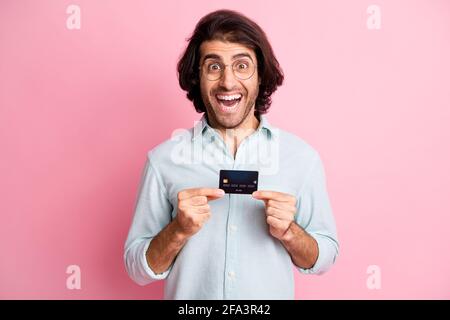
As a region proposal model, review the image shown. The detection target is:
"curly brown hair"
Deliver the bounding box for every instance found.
[177,9,284,115]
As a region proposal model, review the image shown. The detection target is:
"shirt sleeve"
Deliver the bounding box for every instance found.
[295,152,339,275]
[123,152,174,286]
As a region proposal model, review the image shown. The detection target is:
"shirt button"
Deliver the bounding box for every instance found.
[228,271,235,278]
[230,225,237,232]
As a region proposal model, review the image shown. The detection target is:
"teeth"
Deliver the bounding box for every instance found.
[216,94,242,101]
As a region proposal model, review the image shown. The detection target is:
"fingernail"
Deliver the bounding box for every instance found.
[217,189,225,195]
[252,191,258,197]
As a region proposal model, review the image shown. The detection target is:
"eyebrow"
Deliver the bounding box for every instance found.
[201,53,254,63]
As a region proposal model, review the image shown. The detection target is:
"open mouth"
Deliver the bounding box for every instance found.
[215,93,242,112]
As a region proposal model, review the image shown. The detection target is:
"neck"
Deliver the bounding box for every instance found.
[206,111,260,158]
[210,112,259,138]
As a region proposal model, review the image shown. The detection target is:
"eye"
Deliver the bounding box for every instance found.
[235,61,250,70]
[207,63,222,72]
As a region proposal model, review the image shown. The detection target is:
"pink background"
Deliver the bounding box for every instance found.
[1,0,449,299]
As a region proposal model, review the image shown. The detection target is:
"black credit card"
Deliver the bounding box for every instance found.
[219,170,259,194]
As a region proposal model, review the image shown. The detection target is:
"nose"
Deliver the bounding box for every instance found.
[218,65,238,90]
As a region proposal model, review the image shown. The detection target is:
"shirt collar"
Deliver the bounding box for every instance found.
[192,113,277,141]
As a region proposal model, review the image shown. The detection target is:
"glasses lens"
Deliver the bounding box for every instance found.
[203,61,222,81]
[232,59,255,80]
[202,60,256,81]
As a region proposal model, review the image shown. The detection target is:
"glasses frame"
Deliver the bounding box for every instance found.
[199,59,257,81]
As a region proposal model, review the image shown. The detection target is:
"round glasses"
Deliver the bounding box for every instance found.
[200,59,256,81]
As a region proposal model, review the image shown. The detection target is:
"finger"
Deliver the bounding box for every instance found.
[185,196,208,206]
[200,211,212,222]
[266,215,288,229]
[266,206,295,221]
[206,193,226,202]
[192,204,211,214]
[179,188,225,201]
[185,194,224,204]
[252,190,296,204]
[266,199,296,212]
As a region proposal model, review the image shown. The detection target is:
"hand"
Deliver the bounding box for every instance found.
[175,188,225,238]
[252,190,297,241]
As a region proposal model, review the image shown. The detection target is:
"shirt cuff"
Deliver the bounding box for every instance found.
[297,233,338,275]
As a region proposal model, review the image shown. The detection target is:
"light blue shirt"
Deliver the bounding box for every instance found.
[124,114,339,299]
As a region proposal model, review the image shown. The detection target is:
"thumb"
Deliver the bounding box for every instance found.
[207,190,225,201]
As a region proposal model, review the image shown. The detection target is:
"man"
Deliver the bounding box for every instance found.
[124,9,339,299]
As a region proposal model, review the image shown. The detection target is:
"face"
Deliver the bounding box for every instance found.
[199,40,260,130]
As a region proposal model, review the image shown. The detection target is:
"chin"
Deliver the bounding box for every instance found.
[213,115,241,128]
[221,120,242,129]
